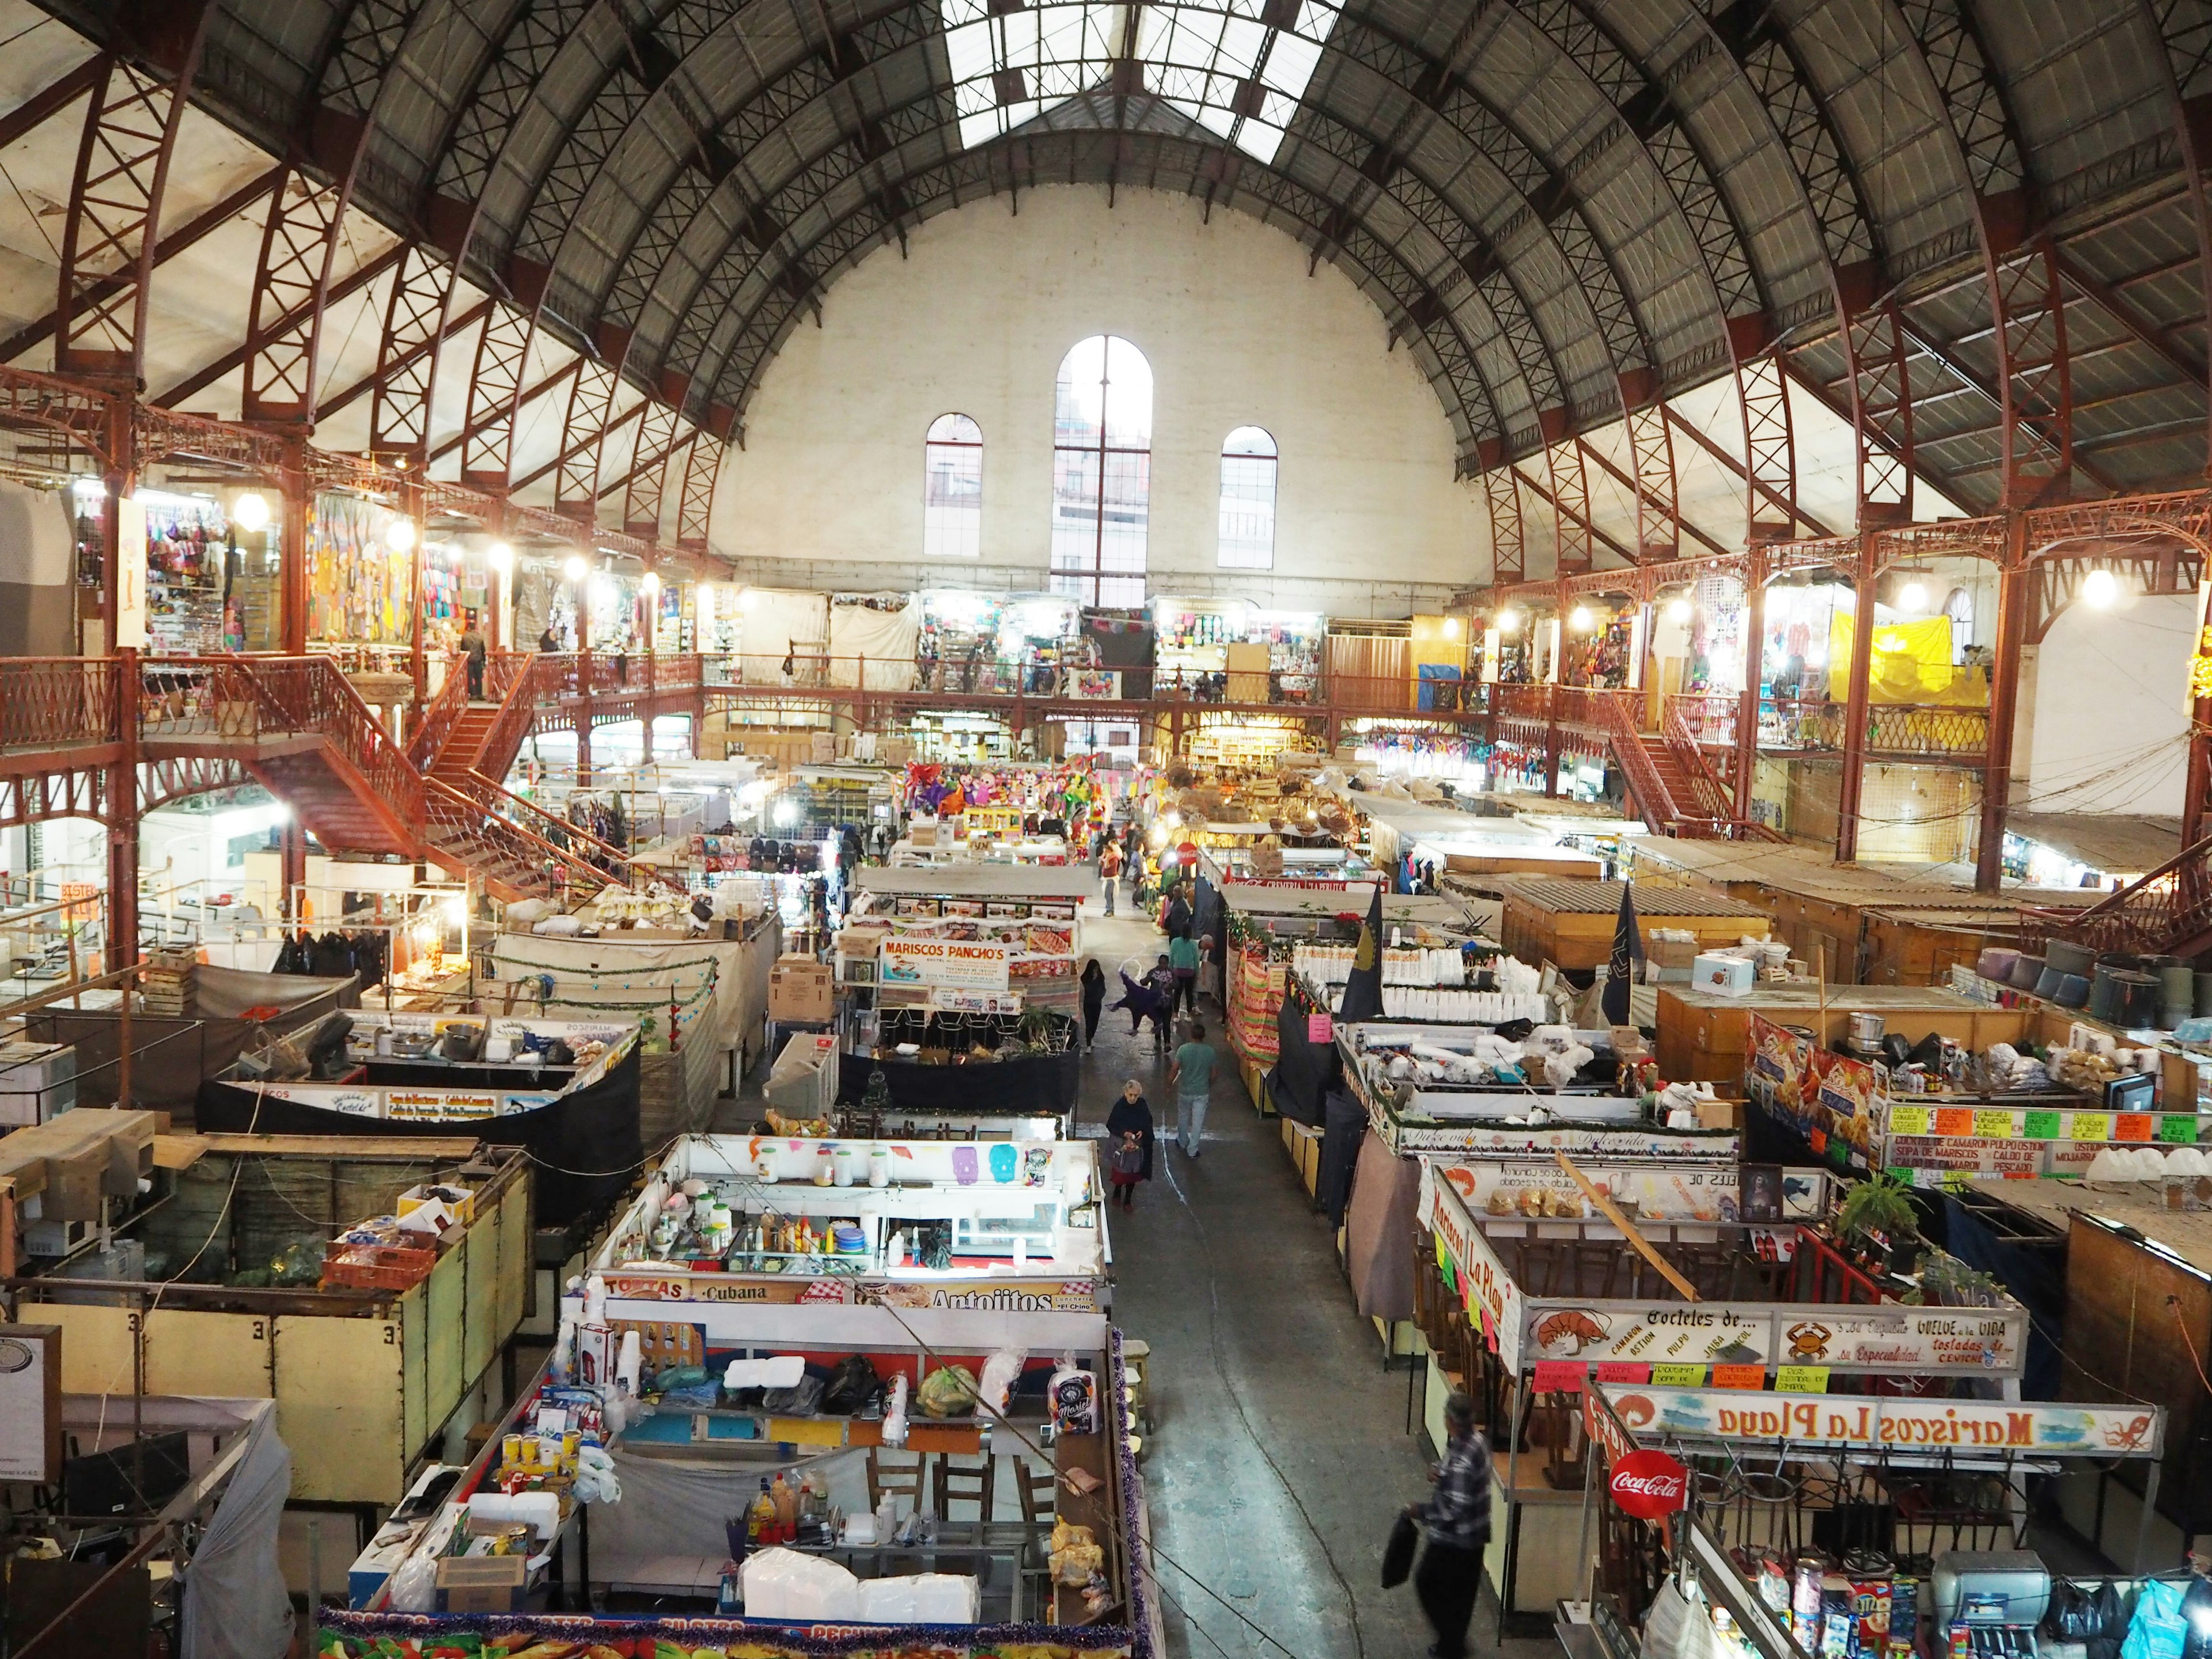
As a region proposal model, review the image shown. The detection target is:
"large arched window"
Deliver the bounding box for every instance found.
[923,414,983,558]
[1051,335,1152,607]
[1217,426,1278,569]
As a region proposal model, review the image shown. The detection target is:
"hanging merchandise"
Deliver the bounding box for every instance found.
[305,491,412,647]
[137,491,233,654]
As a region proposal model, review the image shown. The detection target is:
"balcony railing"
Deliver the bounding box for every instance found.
[0,657,120,751]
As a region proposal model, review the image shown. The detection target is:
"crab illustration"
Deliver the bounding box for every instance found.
[1785,1321,1833,1360]
[1535,1309,1610,1354]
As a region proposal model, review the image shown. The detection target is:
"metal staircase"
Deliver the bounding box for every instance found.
[1585,692,1782,841]
[2024,834,2212,959]
[142,656,661,903]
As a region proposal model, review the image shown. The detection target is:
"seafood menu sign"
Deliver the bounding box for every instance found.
[1591,1387,2162,1457]
[1517,1296,2024,1377]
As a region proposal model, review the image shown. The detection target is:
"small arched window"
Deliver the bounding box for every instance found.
[1217,425,1278,569]
[923,413,983,558]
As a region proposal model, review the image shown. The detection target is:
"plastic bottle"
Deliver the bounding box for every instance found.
[773,1473,798,1540]
[748,1478,777,1543]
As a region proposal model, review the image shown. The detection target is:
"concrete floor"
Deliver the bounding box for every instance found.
[1069,897,1554,1659]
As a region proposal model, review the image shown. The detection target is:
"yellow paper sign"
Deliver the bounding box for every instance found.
[2069,1113,2110,1142]
[1972,1109,2016,1139]
[1650,1363,1708,1387]
[1888,1105,1931,1138]
[1775,1365,1831,1394]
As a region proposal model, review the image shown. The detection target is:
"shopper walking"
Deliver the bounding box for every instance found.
[459,611,488,699]
[1168,930,1199,1016]
[1162,881,1192,941]
[1405,1391,1491,1659]
[1080,959,1107,1049]
[1099,839,1122,916]
[1104,1081,1153,1210]
[538,624,560,653]
[1167,1018,1217,1157]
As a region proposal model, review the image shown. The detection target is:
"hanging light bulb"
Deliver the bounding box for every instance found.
[231,492,270,532]
[1897,580,1928,614]
[385,516,417,554]
[564,554,588,584]
[2081,568,2119,609]
[487,540,512,574]
[1665,597,1692,625]
[1495,608,1519,634]
[1441,616,1461,638]
[641,570,661,597]
[1570,605,1594,631]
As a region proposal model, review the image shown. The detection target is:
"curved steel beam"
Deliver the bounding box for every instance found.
[2133,0,2212,482]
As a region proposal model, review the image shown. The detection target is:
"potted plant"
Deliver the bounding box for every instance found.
[1834,1172,1921,1275]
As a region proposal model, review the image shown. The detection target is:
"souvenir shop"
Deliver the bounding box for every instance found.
[123,486,283,654]
[305,489,419,666]
[324,1132,1149,1659]
[1152,597,1325,702]
[1560,595,1642,690]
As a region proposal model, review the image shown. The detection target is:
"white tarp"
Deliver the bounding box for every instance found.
[180,1406,294,1659]
[828,601,921,690]
[737,588,830,685]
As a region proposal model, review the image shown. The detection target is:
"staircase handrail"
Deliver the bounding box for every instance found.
[406,655,469,770]
[191,656,429,827]
[421,774,636,900]
[472,653,571,784]
[1587,693,1690,832]
[2023,831,2212,958]
[450,770,685,895]
[1660,700,1785,841]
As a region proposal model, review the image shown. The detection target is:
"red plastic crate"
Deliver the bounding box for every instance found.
[322,1241,435,1291]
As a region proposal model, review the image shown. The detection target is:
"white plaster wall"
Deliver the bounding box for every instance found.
[2026,592,2194,816]
[712,186,1487,613]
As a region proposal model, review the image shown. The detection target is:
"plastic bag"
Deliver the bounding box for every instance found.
[2122,1579,2187,1659]
[388,1554,438,1612]
[916,1363,980,1419]
[822,1354,883,1416]
[977,1348,1025,1416]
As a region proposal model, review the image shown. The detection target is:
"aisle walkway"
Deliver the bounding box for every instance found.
[1072,899,1546,1659]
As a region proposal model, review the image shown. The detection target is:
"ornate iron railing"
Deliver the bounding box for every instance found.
[0,657,121,751]
[2024,834,2212,959]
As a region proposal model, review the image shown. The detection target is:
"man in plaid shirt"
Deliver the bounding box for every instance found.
[1409,1391,1491,1658]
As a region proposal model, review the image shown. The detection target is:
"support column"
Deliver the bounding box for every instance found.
[280,821,306,922]
[1835,530,1880,863]
[1975,514,2031,893]
[281,439,309,656]
[1734,548,1768,821]
[406,478,427,706]
[576,566,593,787]
[1542,686,1562,798]
[643,571,658,762]
[2187,575,2212,849]
[104,645,139,974]
[99,396,132,656]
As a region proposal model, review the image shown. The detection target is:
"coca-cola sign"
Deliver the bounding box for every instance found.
[1608,1449,1689,1520]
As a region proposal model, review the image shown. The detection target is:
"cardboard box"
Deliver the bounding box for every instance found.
[43,1146,106,1224]
[1647,937,1700,971]
[1692,953,1756,997]
[436,1554,528,1613]
[398,1183,478,1227]
[769,956,834,1022]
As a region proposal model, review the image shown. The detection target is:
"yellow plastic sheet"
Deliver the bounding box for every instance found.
[1827,612,1988,706]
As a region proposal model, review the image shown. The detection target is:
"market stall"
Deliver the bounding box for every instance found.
[323,1132,1145,1654]
[850,862,1091,1012]
[195,1012,644,1224]
[1423,1174,2041,1624]
[1153,597,1324,703]
[1494,876,1776,972]
[12,1135,532,1509]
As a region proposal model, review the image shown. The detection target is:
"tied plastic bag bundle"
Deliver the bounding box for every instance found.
[388,1554,438,1613]
[573,1444,620,1505]
[916,1363,980,1419]
[857,1574,981,1624]
[977,1348,1025,1416]
[2120,1577,2188,1659]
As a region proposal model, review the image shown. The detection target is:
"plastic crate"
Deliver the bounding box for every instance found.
[322,1241,435,1291]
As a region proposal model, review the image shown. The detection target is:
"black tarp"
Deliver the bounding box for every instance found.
[29,968,356,1117]
[1084,611,1154,698]
[1938,1192,2066,1402]
[837,1041,1080,1117]
[1270,977,1338,1126]
[1317,1089,1365,1224]
[194,1046,643,1225]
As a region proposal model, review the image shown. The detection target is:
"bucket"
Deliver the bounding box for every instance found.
[1977,948,2018,983]
[2046,938,2096,978]
[2089,965,2121,1022]
[2111,969,2161,1029]
[2054,974,2091,1009]
[2009,955,2046,990]
[2034,964,2069,1001]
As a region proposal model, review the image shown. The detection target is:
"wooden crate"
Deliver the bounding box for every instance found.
[1655,983,2033,1082]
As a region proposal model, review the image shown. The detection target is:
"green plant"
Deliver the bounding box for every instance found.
[1835,1172,1918,1246]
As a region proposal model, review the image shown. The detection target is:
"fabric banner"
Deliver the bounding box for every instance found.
[737,588,831,684]
[828,600,921,690]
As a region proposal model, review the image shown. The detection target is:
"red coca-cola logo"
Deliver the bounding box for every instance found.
[1609,1449,1689,1520]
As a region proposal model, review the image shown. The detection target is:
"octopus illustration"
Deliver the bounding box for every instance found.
[1534,1309,1610,1354]
[2102,1414,2155,1452]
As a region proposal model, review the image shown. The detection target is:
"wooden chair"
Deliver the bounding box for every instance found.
[866,1448,929,1517]
[933,1454,997,1522]
[1010,1456,1060,1529]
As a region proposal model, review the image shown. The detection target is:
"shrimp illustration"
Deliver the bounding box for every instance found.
[1534,1309,1610,1354]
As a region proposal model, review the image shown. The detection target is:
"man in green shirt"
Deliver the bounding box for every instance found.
[1168,1019,1218,1158]
[1168,931,1200,1017]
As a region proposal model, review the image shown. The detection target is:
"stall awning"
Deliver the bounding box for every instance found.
[856,865,1097,901]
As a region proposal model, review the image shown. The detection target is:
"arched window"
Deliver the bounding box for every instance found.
[1217,426,1278,569]
[1050,335,1152,607]
[923,413,983,558]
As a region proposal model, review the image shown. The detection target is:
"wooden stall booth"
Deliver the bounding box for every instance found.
[1493,876,1774,972]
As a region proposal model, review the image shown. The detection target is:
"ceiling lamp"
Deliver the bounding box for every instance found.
[231,492,270,532]
[385,517,417,554]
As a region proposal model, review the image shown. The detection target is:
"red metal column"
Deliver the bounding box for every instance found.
[576,566,593,788]
[105,645,139,974]
[1734,549,1768,820]
[281,437,308,655]
[1975,516,2032,893]
[1835,530,1879,863]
